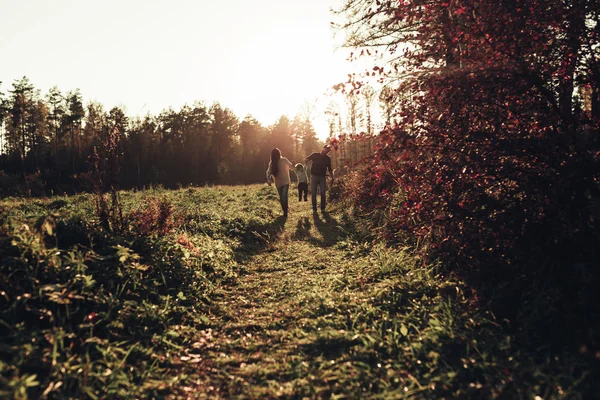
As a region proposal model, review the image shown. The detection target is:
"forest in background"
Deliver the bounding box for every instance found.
[0,77,317,195]
[0,76,392,197]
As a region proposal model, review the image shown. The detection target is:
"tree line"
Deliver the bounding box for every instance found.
[0,77,331,196]
[0,76,405,196]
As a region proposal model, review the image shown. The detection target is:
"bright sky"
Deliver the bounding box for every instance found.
[0,0,359,140]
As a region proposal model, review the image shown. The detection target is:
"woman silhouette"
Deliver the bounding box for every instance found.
[266,148,295,217]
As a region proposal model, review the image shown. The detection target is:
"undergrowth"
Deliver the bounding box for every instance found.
[0,185,281,399]
[1,184,597,399]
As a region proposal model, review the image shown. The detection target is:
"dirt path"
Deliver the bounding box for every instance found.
[183,199,372,399]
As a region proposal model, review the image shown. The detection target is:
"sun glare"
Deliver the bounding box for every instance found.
[220,17,351,140]
[1,0,356,142]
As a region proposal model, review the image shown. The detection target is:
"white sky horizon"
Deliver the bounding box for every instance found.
[0,0,379,140]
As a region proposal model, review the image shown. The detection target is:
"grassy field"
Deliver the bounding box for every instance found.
[0,184,596,399]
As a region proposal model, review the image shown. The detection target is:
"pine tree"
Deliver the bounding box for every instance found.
[8,77,35,172]
[46,86,65,161]
[66,90,85,173]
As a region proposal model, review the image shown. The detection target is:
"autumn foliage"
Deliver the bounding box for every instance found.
[338,0,600,268]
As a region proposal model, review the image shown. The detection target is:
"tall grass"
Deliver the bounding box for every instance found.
[0,185,279,399]
[1,184,597,398]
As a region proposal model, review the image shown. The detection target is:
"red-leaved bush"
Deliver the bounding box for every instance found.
[336,0,600,269]
[347,71,599,268]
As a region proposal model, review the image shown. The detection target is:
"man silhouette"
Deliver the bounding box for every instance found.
[305,145,334,212]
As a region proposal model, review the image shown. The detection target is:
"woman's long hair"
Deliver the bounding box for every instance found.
[271,148,281,177]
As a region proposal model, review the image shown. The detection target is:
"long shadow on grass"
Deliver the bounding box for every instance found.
[293,217,312,240]
[290,210,355,248]
[289,211,345,247]
[309,210,347,247]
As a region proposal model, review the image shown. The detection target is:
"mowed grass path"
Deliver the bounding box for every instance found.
[186,199,377,398]
[1,184,592,398]
[177,187,595,400]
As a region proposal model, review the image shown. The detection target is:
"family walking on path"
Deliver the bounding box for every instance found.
[266,145,334,217]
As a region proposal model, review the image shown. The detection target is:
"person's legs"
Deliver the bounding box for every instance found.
[277,184,288,216]
[319,177,327,210]
[277,185,284,207]
[310,177,318,210]
[281,184,289,216]
[298,183,307,201]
